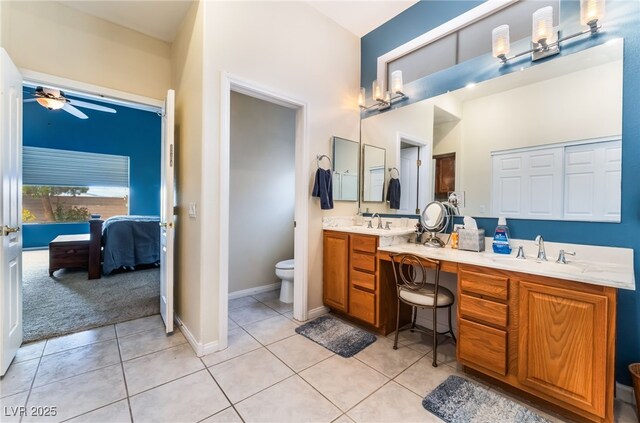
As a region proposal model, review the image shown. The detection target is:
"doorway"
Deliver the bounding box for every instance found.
[395,133,432,215]
[218,74,308,351]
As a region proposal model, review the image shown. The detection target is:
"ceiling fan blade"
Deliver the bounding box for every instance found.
[62,104,88,119]
[68,99,116,113]
[24,98,38,103]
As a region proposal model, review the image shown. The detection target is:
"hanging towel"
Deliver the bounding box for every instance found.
[387,177,401,209]
[312,168,334,210]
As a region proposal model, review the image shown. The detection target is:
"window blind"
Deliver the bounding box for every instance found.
[23,146,130,188]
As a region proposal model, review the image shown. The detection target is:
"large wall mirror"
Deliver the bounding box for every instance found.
[360,39,623,222]
[332,136,359,201]
[362,144,386,202]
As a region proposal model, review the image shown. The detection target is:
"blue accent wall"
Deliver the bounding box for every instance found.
[361,0,640,386]
[23,94,161,248]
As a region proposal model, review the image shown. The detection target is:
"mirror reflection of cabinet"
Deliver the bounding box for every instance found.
[362,144,386,202]
[332,137,359,202]
[434,153,455,202]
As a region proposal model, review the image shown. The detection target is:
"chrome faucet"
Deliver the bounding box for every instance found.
[371,213,383,229]
[535,235,547,261]
[556,249,576,264]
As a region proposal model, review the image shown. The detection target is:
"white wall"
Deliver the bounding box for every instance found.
[460,60,623,216]
[0,1,171,100]
[195,1,360,344]
[229,91,295,293]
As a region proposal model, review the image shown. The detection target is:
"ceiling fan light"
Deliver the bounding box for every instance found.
[36,97,65,110]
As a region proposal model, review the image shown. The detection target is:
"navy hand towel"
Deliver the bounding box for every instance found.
[312,168,334,210]
[387,177,401,209]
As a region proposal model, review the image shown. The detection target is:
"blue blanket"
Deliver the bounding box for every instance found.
[102,215,161,275]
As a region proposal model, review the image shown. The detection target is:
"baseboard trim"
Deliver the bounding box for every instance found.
[228,282,281,300]
[306,306,329,320]
[617,382,637,406]
[174,314,218,357]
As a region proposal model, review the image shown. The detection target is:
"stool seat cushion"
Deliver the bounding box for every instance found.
[399,284,454,307]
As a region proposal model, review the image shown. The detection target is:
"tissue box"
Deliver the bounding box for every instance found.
[458,228,485,252]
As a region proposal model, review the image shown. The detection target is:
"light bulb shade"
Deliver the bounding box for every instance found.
[358,87,366,107]
[384,91,391,103]
[532,6,555,45]
[391,70,403,94]
[580,0,604,26]
[372,80,383,101]
[492,25,510,58]
[36,97,65,110]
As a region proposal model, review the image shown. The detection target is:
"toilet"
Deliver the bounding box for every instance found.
[275,259,295,303]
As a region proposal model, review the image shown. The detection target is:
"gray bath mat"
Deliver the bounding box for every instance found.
[295,315,376,357]
[423,375,551,423]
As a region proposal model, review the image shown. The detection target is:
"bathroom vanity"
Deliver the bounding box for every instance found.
[322,224,634,423]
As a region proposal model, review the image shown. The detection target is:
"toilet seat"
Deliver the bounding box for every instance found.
[276,259,294,270]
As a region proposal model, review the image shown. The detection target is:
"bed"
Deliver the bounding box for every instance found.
[89,215,161,275]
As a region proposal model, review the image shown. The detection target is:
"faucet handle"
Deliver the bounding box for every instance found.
[385,222,392,230]
[556,249,576,264]
[516,245,526,259]
[367,220,373,229]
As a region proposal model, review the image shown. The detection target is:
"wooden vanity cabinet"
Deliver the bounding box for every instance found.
[457,264,616,423]
[323,230,404,333]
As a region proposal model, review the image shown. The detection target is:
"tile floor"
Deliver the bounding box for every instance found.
[1,289,638,423]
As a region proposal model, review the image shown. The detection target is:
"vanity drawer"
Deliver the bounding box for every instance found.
[351,235,377,254]
[460,269,508,301]
[351,251,376,273]
[349,286,376,325]
[460,294,508,328]
[459,318,507,376]
[351,269,376,291]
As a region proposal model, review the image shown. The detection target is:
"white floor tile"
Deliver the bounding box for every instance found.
[427,341,457,367]
[332,415,355,423]
[14,341,45,364]
[395,355,459,396]
[43,325,116,356]
[123,343,204,395]
[300,355,388,412]
[118,326,187,361]
[201,328,261,367]
[0,391,28,423]
[347,381,439,423]
[65,399,131,423]
[201,406,243,423]
[235,375,341,423]
[267,334,333,372]
[209,348,293,404]
[115,315,164,337]
[261,298,293,313]
[615,399,638,423]
[229,296,259,310]
[24,364,127,422]
[228,303,279,327]
[243,315,298,345]
[129,370,229,423]
[389,329,435,354]
[251,290,279,303]
[0,359,39,398]
[228,318,240,331]
[34,340,121,387]
[354,336,425,378]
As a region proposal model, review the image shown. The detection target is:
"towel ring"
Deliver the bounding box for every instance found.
[317,154,332,170]
[388,167,399,178]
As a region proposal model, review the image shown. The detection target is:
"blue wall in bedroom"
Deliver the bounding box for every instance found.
[361,0,640,386]
[22,94,161,249]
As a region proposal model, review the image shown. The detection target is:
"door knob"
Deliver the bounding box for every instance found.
[1,226,20,236]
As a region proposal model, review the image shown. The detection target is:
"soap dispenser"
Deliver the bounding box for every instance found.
[492,217,512,254]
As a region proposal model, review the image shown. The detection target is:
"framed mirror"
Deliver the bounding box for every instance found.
[332,136,359,201]
[360,39,623,222]
[362,144,386,202]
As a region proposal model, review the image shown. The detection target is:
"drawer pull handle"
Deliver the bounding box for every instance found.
[66,249,76,254]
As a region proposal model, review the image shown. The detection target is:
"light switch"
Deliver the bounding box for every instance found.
[188,202,197,218]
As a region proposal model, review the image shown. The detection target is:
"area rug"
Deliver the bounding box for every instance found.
[23,250,160,343]
[295,315,376,357]
[423,375,551,423]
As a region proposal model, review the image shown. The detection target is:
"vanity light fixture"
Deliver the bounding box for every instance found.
[359,70,408,111]
[492,0,604,64]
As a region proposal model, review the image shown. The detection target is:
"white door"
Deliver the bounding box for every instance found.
[398,146,418,214]
[160,89,175,333]
[0,49,23,375]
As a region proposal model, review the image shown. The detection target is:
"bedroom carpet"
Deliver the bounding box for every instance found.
[22,250,160,343]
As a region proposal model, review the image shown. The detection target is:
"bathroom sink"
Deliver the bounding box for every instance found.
[342,226,415,236]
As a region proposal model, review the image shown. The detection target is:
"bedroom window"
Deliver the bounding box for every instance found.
[22,147,130,224]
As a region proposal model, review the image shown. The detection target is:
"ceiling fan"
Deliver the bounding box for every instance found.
[24,86,117,119]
